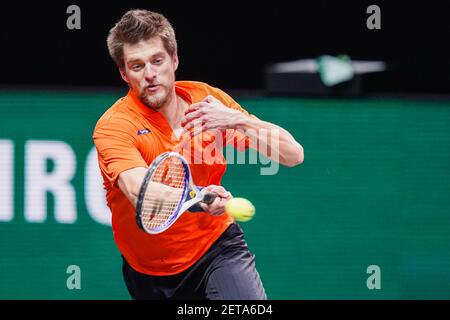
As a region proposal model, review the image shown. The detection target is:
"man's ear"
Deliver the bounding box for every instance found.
[173,53,179,71]
[119,68,129,84]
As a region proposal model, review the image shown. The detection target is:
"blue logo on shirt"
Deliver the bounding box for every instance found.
[137,128,151,135]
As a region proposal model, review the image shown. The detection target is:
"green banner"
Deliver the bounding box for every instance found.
[1,91,450,299]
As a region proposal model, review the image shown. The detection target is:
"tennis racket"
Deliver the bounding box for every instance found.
[135,151,218,234]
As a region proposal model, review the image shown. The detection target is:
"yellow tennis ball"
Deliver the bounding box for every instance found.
[225,197,255,222]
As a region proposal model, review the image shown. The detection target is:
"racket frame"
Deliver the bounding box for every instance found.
[135,152,205,234]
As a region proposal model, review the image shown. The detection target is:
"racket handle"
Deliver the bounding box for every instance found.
[202,193,218,204]
[188,192,218,212]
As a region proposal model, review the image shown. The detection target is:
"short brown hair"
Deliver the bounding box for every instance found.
[107,9,177,68]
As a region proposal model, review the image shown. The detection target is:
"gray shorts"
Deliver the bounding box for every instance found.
[122,223,267,300]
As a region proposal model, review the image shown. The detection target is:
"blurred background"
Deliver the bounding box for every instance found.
[1,0,450,299]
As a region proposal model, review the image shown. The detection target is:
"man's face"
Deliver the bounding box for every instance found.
[120,36,178,109]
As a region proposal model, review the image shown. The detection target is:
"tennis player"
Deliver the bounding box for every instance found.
[93,9,304,300]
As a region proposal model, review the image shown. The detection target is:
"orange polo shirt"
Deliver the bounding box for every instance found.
[93,81,254,276]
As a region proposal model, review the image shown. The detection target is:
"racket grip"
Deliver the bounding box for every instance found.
[188,192,218,212]
[202,193,218,204]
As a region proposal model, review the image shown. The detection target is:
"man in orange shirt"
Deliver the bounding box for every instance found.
[93,9,303,300]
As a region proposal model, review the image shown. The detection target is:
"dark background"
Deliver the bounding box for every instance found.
[0,1,449,93]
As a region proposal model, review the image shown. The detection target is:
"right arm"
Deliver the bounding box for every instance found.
[93,117,149,208]
[117,167,148,208]
[117,167,232,214]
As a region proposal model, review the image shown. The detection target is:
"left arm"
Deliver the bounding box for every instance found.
[236,117,304,167]
[181,95,304,167]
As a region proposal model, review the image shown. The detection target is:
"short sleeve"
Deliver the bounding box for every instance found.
[93,117,148,188]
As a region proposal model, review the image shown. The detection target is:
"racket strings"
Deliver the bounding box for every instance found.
[141,156,187,230]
